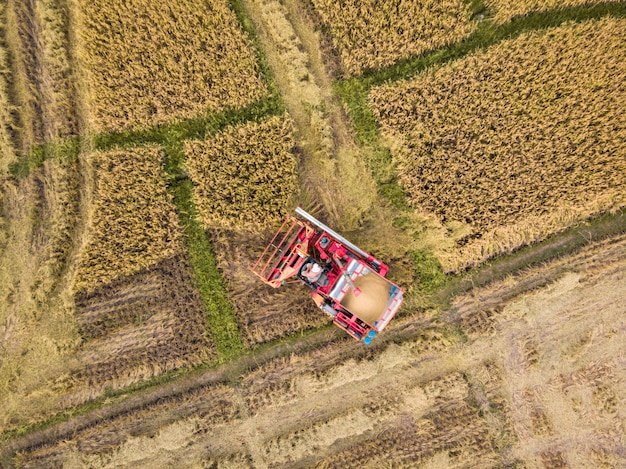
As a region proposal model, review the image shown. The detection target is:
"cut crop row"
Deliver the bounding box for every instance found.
[185,115,298,233]
[0,3,16,171]
[210,229,326,347]
[68,256,216,401]
[1,0,77,158]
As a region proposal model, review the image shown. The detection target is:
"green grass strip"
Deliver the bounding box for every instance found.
[166,140,245,362]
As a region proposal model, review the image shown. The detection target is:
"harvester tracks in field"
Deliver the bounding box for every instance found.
[3,230,626,466]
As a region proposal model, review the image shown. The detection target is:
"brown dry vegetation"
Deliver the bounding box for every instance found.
[77,0,267,133]
[370,17,626,272]
[0,4,17,172]
[2,0,626,466]
[64,255,215,407]
[73,145,182,293]
[2,0,77,155]
[309,0,476,76]
[11,234,624,467]
[185,115,298,232]
[486,0,619,24]
[0,162,81,432]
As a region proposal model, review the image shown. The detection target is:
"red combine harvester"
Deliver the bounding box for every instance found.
[251,207,404,343]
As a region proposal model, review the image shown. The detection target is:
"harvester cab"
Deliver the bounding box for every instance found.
[251,207,404,343]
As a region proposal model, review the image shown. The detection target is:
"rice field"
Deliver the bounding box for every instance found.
[73,146,182,293]
[77,0,267,133]
[485,0,619,24]
[369,17,626,272]
[2,0,625,466]
[185,115,298,232]
[309,0,476,76]
[9,234,625,467]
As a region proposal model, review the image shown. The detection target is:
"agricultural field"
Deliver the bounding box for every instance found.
[308,0,476,76]
[485,0,620,24]
[185,115,298,233]
[77,0,267,133]
[73,146,183,293]
[0,0,76,160]
[369,17,626,272]
[6,233,625,467]
[185,115,329,346]
[1,0,626,467]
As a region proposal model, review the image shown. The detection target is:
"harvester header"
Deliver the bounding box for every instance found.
[251,207,404,342]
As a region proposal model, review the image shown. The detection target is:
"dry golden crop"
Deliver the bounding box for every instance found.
[3,0,77,153]
[74,146,182,293]
[0,51,15,171]
[485,0,615,24]
[310,0,476,76]
[35,0,78,139]
[77,0,267,133]
[0,4,16,171]
[185,115,298,231]
[369,17,626,272]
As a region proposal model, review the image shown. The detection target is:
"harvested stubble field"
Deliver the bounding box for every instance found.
[369,17,626,272]
[2,0,626,467]
[210,228,327,347]
[77,0,267,133]
[66,254,215,407]
[8,235,625,467]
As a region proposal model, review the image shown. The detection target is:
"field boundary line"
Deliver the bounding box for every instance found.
[165,140,244,362]
[433,209,626,307]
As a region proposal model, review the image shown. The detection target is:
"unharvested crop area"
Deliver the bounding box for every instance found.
[77,0,267,132]
[1,0,625,467]
[309,0,476,76]
[486,0,618,24]
[185,115,298,232]
[370,17,626,272]
[73,146,182,293]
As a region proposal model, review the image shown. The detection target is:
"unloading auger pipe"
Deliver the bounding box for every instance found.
[295,207,371,260]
